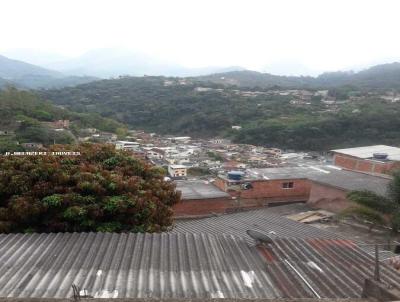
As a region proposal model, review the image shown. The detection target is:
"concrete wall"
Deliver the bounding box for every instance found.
[333,153,400,174]
[308,182,352,213]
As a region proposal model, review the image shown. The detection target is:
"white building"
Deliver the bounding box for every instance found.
[115,141,140,151]
[167,136,191,143]
[168,165,187,178]
[145,149,164,159]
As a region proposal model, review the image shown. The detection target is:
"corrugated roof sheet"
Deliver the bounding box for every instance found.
[173,208,340,243]
[261,238,400,298]
[173,208,395,260]
[0,232,279,299]
[0,232,399,299]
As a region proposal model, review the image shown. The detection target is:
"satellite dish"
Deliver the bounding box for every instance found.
[246,230,274,245]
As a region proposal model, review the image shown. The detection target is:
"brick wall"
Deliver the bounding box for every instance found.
[214,177,311,202]
[213,177,227,192]
[333,153,399,174]
[308,181,354,213]
[173,178,311,217]
[175,178,360,217]
[238,179,311,201]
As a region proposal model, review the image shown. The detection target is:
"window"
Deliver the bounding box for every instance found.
[282,182,294,189]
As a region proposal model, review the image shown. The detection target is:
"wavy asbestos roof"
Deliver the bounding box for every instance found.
[173,208,340,243]
[0,232,399,299]
[0,232,279,299]
[172,208,395,260]
[260,237,400,298]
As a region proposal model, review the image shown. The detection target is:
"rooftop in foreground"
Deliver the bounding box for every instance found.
[173,206,396,259]
[1,232,399,299]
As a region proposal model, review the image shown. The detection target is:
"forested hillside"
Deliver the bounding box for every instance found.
[40,75,400,151]
[198,62,400,90]
[0,88,125,152]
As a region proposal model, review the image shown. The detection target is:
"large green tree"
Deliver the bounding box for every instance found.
[0,144,180,233]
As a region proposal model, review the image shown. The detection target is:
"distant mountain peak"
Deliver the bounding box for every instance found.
[0,54,98,89]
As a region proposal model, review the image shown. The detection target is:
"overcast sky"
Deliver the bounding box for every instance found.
[1,0,400,73]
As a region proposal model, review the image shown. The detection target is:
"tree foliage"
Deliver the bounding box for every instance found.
[0,144,180,233]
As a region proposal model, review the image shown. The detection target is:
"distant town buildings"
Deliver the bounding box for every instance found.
[115,140,140,151]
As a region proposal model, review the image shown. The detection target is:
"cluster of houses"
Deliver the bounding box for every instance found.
[173,144,400,217]
[112,132,400,231]
[113,130,285,179]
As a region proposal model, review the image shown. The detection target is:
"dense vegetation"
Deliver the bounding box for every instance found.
[0,88,125,152]
[234,101,400,150]
[0,144,180,233]
[41,75,400,150]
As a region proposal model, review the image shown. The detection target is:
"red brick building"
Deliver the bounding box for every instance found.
[173,177,310,217]
[173,165,392,217]
[213,176,311,205]
[332,145,400,174]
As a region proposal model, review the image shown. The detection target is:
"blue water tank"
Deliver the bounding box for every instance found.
[373,153,388,160]
[228,171,245,180]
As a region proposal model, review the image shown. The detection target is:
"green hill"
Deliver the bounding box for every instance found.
[39,74,400,151]
[0,88,125,153]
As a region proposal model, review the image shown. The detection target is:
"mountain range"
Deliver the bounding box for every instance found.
[3,49,400,90]
[0,55,97,89]
[197,62,400,89]
[43,49,245,78]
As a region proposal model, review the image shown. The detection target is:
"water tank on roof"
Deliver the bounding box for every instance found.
[228,171,244,180]
[373,152,388,160]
